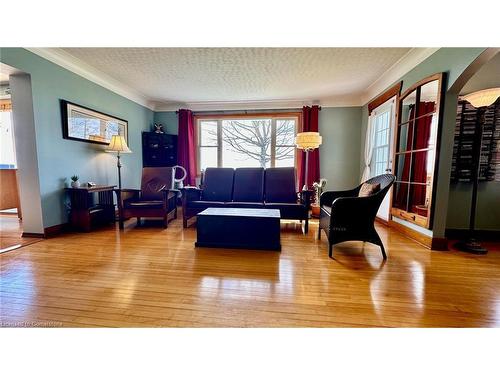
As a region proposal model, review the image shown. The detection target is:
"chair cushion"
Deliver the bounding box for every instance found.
[141,167,175,200]
[125,200,164,209]
[265,167,297,203]
[201,168,235,202]
[225,201,265,209]
[358,182,381,197]
[264,202,306,219]
[188,200,226,209]
[232,168,264,202]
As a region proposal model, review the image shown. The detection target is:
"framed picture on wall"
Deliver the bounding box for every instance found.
[60,100,128,145]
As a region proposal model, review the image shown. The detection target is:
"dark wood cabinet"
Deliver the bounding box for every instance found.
[142,132,178,167]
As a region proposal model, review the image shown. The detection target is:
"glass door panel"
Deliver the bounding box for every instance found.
[392,182,409,211]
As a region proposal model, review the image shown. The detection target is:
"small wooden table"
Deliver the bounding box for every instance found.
[66,185,116,232]
[195,208,281,251]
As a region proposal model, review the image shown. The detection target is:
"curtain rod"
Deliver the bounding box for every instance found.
[175,106,321,114]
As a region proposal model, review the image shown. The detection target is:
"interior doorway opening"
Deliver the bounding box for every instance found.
[0,63,44,252]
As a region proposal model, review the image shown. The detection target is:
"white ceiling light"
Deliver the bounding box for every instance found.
[462,87,500,108]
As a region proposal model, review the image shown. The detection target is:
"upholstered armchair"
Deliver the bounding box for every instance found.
[115,167,179,229]
[318,174,395,259]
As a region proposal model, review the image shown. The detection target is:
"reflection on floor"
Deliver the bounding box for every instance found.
[0,214,43,253]
[0,216,499,327]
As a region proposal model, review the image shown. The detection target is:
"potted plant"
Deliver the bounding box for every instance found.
[70,175,80,188]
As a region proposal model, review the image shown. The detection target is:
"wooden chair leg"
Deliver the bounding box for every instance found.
[328,242,334,259]
[163,215,169,228]
[136,217,141,226]
[317,227,321,240]
[304,218,309,234]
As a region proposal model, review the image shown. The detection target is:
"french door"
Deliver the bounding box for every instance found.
[370,98,396,221]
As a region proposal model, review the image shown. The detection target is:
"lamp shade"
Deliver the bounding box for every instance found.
[462,87,500,108]
[295,132,322,150]
[106,134,131,153]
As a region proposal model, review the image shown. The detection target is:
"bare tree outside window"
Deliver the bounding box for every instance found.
[203,119,295,168]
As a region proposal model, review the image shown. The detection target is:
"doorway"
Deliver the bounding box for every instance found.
[369,97,396,221]
[0,63,45,252]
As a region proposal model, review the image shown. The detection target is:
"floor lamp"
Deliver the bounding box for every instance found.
[295,131,322,190]
[455,87,500,255]
[106,133,132,190]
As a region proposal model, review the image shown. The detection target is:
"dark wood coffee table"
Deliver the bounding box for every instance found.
[195,208,281,251]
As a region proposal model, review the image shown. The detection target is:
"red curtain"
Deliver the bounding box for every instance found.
[297,105,320,189]
[177,109,197,186]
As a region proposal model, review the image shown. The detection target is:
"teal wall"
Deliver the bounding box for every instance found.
[0,48,154,228]
[319,107,362,190]
[154,111,178,135]
[155,108,362,191]
[359,48,487,237]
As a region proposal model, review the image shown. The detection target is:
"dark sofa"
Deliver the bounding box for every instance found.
[182,167,312,233]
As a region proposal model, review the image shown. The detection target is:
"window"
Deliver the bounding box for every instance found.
[0,102,16,169]
[370,104,393,177]
[196,114,299,172]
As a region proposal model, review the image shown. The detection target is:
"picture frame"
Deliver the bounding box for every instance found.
[61,100,128,145]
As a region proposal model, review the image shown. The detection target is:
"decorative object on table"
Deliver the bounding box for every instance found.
[65,184,116,232]
[454,87,500,255]
[106,131,132,190]
[295,131,322,190]
[173,165,187,189]
[318,174,395,260]
[182,167,312,233]
[311,178,327,218]
[87,181,96,187]
[142,132,178,167]
[60,100,128,145]
[154,123,165,133]
[114,167,179,229]
[70,175,80,188]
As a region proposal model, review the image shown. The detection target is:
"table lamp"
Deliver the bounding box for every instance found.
[106,133,132,190]
[295,131,322,190]
[456,87,500,254]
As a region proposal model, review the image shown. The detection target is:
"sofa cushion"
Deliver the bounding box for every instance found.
[201,168,235,202]
[264,202,307,219]
[232,168,265,202]
[225,201,265,209]
[188,200,226,209]
[265,167,297,203]
[358,182,381,197]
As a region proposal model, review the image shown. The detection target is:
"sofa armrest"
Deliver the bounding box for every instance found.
[320,188,359,207]
[181,187,202,206]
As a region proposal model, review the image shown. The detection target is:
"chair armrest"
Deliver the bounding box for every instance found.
[114,188,140,208]
[320,188,359,207]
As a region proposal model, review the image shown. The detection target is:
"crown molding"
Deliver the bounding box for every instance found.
[360,48,440,105]
[25,48,156,110]
[25,47,440,112]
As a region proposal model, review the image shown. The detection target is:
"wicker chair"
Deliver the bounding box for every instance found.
[318,174,395,259]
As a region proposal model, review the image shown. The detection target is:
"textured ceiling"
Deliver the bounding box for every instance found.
[61,48,411,105]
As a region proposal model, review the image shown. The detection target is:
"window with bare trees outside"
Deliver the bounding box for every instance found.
[196,114,299,172]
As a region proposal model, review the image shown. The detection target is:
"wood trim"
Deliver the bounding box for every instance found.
[22,232,45,238]
[194,111,302,121]
[375,216,389,226]
[368,81,402,115]
[445,228,500,241]
[399,73,444,100]
[44,223,69,238]
[389,219,448,250]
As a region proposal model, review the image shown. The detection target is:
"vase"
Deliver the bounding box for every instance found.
[71,180,80,188]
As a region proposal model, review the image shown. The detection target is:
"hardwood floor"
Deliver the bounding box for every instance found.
[0,214,43,253]
[1,216,499,327]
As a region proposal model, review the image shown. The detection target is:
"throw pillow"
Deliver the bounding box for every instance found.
[358,182,381,197]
